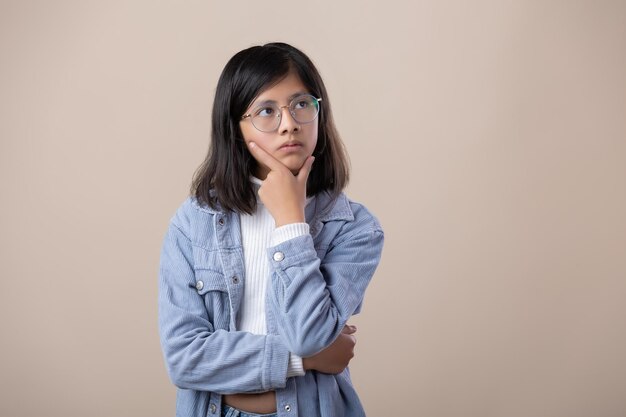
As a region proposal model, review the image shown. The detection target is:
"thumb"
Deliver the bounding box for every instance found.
[297,156,315,183]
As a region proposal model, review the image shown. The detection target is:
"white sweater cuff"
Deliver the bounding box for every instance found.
[287,353,305,377]
[271,223,310,247]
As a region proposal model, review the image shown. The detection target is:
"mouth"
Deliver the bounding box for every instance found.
[278,140,303,150]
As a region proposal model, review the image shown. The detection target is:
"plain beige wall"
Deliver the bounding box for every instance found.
[1,1,625,416]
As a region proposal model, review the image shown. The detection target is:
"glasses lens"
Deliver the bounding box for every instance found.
[251,105,281,132]
[290,95,320,124]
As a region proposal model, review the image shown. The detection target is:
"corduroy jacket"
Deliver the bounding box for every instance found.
[158,190,384,417]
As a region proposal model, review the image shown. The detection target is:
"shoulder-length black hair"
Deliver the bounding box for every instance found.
[191,42,350,214]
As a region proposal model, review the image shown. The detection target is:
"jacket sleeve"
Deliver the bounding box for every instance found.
[158,220,290,394]
[266,207,384,357]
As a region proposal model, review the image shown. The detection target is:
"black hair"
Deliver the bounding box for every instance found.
[191,42,350,214]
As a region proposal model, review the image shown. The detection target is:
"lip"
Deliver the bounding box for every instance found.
[278,140,303,150]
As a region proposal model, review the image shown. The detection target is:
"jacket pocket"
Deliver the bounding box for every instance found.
[193,269,231,331]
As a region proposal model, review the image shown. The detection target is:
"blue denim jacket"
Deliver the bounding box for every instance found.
[158,190,384,417]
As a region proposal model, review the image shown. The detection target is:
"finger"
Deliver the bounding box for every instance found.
[296,155,315,183]
[342,324,357,334]
[247,142,289,173]
[343,333,356,346]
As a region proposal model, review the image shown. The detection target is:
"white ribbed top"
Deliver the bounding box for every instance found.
[238,176,311,377]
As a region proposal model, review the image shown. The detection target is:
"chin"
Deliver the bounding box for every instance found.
[279,157,307,171]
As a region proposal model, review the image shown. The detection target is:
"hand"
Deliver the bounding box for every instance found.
[302,325,357,374]
[247,142,314,227]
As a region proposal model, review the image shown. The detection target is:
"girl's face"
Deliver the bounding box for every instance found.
[240,71,318,180]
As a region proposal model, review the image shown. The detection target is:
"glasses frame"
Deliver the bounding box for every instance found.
[241,94,323,133]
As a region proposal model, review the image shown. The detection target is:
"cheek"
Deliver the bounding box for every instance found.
[240,125,266,147]
[309,126,319,150]
[239,125,253,143]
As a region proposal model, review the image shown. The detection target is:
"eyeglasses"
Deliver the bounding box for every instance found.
[241,94,322,132]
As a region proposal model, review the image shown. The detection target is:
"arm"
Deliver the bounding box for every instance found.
[245,141,384,358]
[269,225,362,374]
[158,221,290,394]
[267,221,384,357]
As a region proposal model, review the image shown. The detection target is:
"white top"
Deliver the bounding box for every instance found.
[238,176,312,377]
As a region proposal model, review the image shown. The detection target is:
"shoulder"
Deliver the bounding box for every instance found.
[314,192,384,243]
[346,196,384,234]
[169,196,219,234]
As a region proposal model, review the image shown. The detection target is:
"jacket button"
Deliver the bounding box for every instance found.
[232,276,239,284]
[209,403,217,413]
[218,218,225,226]
[195,281,204,291]
[273,251,285,262]
[285,404,292,412]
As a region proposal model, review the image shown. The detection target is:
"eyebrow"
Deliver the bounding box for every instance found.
[252,91,308,107]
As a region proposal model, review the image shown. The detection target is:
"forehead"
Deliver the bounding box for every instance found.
[252,72,309,105]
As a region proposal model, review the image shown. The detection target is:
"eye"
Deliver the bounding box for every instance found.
[293,95,314,109]
[294,100,310,110]
[254,106,275,117]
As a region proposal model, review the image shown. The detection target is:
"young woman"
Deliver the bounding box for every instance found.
[159,42,384,417]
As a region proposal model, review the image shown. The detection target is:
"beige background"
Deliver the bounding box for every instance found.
[1,1,625,416]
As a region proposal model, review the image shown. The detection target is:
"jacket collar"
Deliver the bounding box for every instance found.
[309,191,353,222]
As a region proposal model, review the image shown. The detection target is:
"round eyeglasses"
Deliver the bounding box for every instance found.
[241,94,322,132]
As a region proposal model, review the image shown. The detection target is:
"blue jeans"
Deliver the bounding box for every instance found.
[221,404,278,417]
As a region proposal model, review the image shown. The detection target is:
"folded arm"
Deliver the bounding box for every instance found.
[159,222,290,393]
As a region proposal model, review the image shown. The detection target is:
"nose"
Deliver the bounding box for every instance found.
[278,105,300,134]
